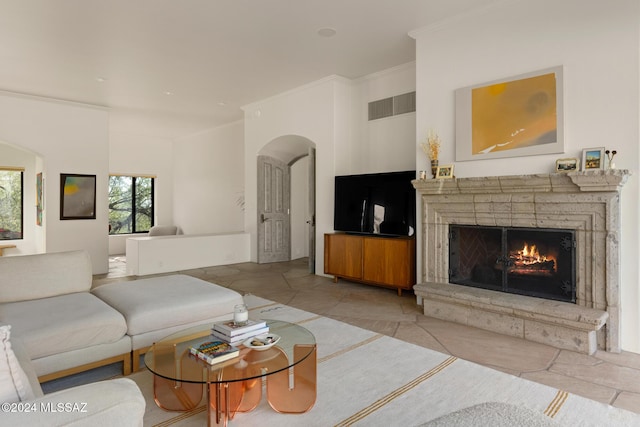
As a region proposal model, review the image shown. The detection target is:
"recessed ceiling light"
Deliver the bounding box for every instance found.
[317,27,337,38]
[163,91,173,96]
[95,77,106,83]
[217,101,226,107]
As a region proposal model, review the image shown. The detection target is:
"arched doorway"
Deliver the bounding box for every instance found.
[257,136,316,272]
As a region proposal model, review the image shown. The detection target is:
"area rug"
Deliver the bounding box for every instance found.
[130,295,640,426]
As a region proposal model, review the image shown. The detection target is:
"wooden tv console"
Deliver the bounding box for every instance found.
[324,233,416,296]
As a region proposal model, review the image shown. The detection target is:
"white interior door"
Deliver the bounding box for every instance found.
[257,155,291,263]
[307,147,316,273]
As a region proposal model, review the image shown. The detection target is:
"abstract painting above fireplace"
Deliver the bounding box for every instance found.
[413,170,630,354]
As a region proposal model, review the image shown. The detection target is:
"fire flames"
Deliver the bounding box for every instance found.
[509,242,557,274]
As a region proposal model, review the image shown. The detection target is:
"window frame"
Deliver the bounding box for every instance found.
[108,174,155,235]
[0,167,24,241]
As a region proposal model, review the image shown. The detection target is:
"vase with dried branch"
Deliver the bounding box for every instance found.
[420,130,441,178]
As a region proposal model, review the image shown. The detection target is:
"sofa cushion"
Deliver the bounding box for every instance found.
[0,325,34,402]
[92,274,244,336]
[0,293,127,359]
[8,334,43,398]
[0,250,92,303]
[2,378,145,427]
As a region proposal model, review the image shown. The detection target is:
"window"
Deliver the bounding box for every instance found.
[108,175,154,234]
[0,168,23,240]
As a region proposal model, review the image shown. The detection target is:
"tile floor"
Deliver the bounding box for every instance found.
[96,256,640,414]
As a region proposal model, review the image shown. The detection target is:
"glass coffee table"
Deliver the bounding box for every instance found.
[144,319,317,426]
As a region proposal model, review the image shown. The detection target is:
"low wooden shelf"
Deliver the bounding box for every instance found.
[324,233,415,296]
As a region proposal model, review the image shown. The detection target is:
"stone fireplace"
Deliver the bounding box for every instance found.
[412,170,630,354]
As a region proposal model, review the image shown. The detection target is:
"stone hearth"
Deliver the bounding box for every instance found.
[412,170,631,354]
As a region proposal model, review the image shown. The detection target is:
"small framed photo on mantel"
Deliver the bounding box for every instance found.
[582,147,605,171]
[435,164,455,179]
[555,158,579,173]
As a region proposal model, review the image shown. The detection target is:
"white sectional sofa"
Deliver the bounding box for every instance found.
[0,249,245,425]
[0,248,245,375]
[0,250,132,382]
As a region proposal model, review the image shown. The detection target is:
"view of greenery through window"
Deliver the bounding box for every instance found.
[0,169,23,240]
[108,175,154,234]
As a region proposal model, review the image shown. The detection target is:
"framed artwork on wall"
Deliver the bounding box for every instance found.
[581,147,605,171]
[36,172,44,226]
[60,173,96,220]
[455,66,564,161]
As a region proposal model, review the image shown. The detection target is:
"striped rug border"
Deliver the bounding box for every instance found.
[153,405,206,427]
[319,334,385,364]
[544,389,569,418]
[334,356,458,427]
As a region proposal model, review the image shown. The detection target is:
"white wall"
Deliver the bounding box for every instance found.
[173,121,245,235]
[350,62,417,174]
[108,131,175,255]
[411,0,640,351]
[0,92,110,273]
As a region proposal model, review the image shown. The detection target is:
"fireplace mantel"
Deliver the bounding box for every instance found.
[412,169,631,354]
[412,169,630,195]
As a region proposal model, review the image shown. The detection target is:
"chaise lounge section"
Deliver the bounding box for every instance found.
[92,274,245,371]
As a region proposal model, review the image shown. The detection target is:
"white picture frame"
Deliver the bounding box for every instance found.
[582,147,605,171]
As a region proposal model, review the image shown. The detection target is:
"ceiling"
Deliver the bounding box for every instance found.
[0,0,500,140]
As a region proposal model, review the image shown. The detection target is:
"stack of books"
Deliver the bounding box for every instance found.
[189,340,240,365]
[211,319,269,345]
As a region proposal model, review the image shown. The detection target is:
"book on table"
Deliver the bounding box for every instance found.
[212,319,267,337]
[211,325,270,345]
[189,339,240,365]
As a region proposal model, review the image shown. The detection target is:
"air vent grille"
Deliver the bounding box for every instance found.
[368,91,416,121]
[393,92,416,115]
[368,97,393,121]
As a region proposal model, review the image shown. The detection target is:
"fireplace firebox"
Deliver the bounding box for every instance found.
[449,225,576,303]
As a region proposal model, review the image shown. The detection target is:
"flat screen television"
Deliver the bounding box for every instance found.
[334,170,416,237]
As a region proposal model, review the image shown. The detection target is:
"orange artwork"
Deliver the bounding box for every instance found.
[471,72,557,155]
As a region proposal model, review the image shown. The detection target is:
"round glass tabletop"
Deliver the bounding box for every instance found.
[144,319,316,384]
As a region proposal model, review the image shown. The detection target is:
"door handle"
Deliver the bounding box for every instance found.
[306,215,315,226]
[260,213,268,223]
